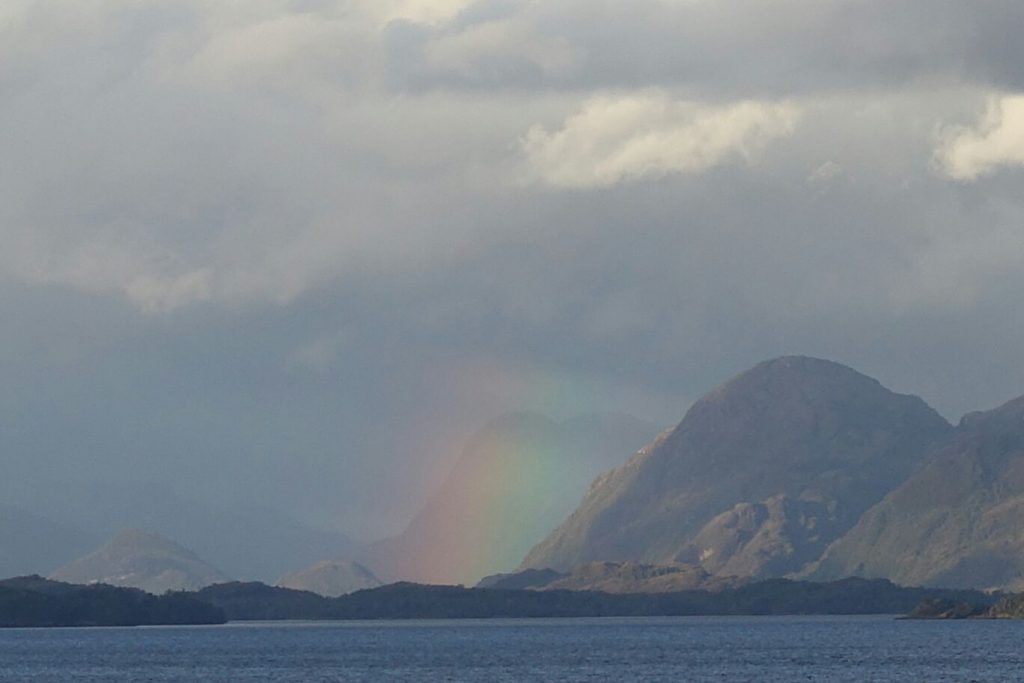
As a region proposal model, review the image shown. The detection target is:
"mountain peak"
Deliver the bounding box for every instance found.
[696,356,895,411]
[522,356,951,576]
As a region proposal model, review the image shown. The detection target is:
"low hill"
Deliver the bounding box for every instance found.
[275,560,381,597]
[50,529,231,594]
[59,483,356,582]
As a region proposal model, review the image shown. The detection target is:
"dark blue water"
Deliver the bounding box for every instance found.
[2,616,1023,681]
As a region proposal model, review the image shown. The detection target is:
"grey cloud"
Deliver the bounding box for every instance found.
[383,0,1024,95]
[3,0,1024,551]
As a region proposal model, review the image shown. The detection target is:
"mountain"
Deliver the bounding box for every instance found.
[275,560,381,597]
[0,504,96,577]
[807,395,1024,590]
[50,529,231,594]
[521,356,952,579]
[360,412,658,585]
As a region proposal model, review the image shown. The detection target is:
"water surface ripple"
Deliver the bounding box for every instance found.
[2,615,1021,681]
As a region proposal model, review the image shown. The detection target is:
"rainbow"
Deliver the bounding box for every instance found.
[369,358,652,586]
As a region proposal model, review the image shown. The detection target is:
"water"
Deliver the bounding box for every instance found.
[2,616,1023,681]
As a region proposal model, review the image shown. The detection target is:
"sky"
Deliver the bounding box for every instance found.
[2,0,1024,540]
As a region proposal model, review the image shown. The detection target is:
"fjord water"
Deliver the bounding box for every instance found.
[3,616,1023,681]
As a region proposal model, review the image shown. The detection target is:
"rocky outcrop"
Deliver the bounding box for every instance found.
[521,357,952,578]
[477,562,741,593]
[905,597,991,619]
[50,529,231,594]
[538,561,745,593]
[676,495,846,580]
[476,568,565,590]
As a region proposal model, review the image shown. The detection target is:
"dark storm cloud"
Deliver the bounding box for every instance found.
[385,0,1024,95]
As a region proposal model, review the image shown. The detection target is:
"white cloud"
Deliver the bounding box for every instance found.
[935,95,1024,181]
[521,93,800,188]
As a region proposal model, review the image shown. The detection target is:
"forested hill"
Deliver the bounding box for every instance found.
[0,576,225,627]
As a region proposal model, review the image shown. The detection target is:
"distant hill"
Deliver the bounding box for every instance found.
[522,357,952,579]
[0,504,96,577]
[276,560,381,597]
[807,395,1024,590]
[50,529,231,594]
[361,412,658,585]
[53,484,356,582]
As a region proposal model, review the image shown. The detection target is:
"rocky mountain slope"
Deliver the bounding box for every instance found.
[361,412,657,585]
[806,395,1024,590]
[50,529,231,594]
[521,356,952,579]
[275,560,381,597]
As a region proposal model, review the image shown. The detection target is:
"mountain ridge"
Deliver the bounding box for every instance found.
[805,392,1024,590]
[521,356,953,580]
